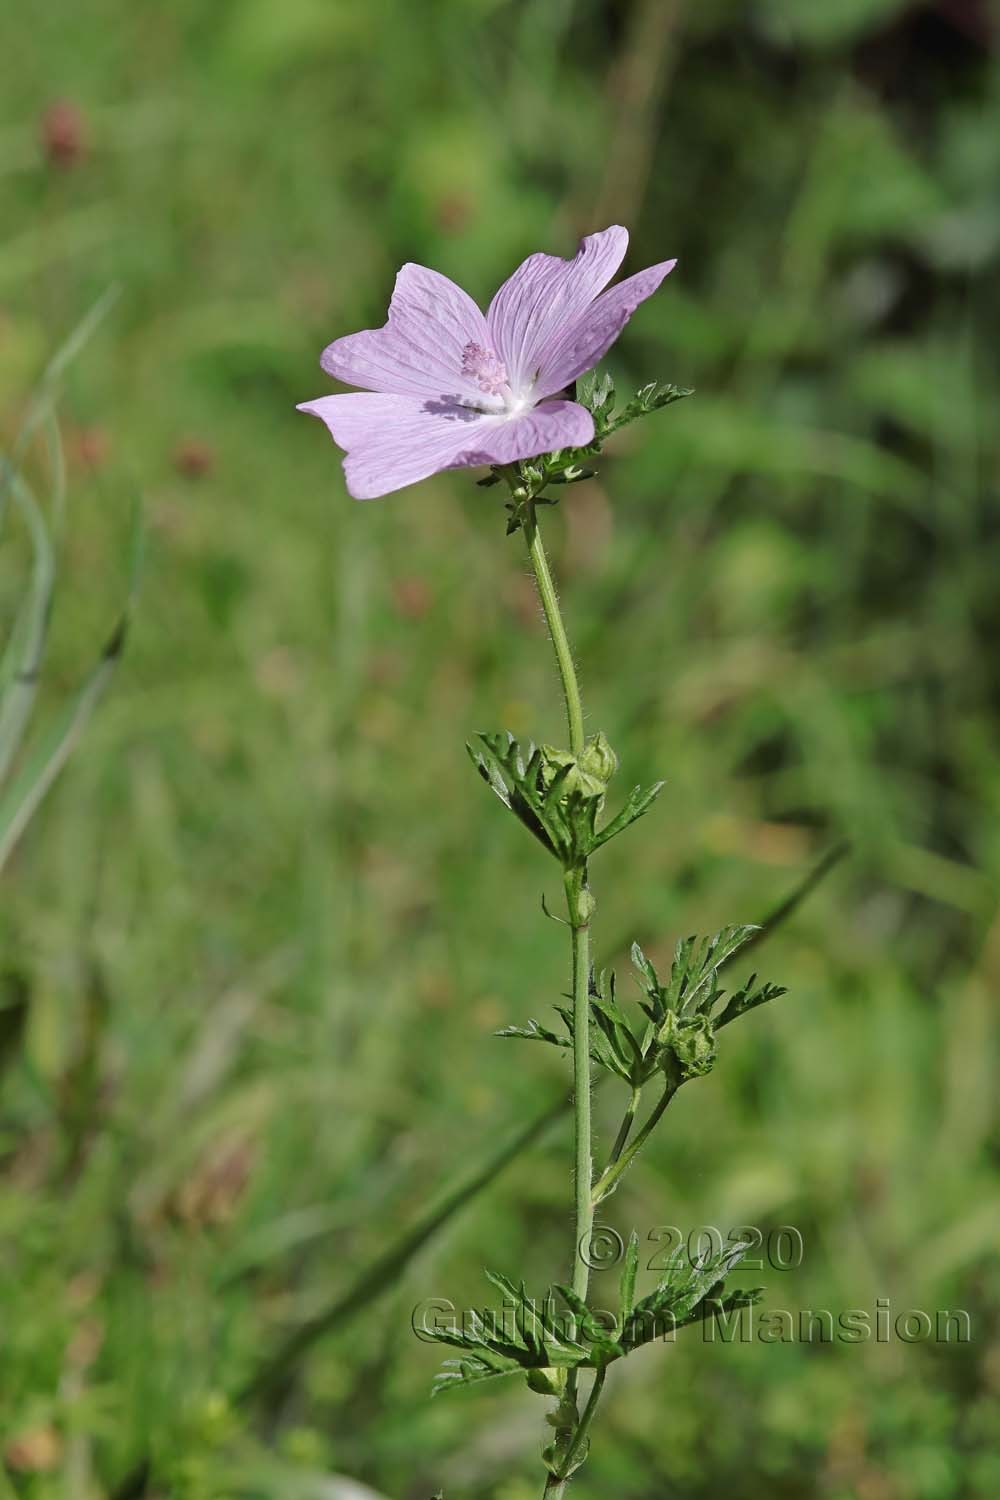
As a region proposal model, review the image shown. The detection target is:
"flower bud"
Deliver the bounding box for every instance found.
[539,732,618,802]
[578,731,618,786]
[660,1012,717,1080]
[41,100,87,169]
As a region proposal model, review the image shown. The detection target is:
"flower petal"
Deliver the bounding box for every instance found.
[298,393,493,499]
[487,227,629,395]
[452,400,595,468]
[319,264,491,402]
[532,258,677,398]
[297,394,595,499]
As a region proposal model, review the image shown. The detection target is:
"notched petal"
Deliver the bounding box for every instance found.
[320,264,491,402]
[487,227,629,394]
[534,258,677,398]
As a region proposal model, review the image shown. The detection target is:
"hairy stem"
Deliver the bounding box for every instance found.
[561,1368,608,1477]
[603,1084,642,1178]
[542,1368,608,1497]
[522,496,594,1450]
[563,865,593,1304]
[523,501,585,756]
[591,1080,677,1206]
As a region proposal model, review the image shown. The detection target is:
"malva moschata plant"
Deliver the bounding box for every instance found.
[300,226,792,1497]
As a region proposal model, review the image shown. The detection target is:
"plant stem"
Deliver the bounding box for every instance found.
[603,1083,642,1177]
[521,494,602,1494]
[561,1368,608,1477]
[591,1080,677,1206]
[523,501,585,756]
[564,866,593,1304]
[521,495,595,1438]
[523,499,593,1297]
[541,1368,608,1497]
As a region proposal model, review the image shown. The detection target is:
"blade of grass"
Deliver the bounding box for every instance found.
[597,838,850,973]
[239,1089,571,1409]
[0,470,55,784]
[0,617,127,874]
[0,284,120,533]
[733,839,849,962]
[0,493,142,873]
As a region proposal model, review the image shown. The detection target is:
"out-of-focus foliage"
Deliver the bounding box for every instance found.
[0,2,997,1498]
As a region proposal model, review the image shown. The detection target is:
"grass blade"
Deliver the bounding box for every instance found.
[0,617,127,874]
[0,471,55,784]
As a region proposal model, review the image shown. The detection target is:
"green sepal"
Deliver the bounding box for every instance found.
[492,372,692,532]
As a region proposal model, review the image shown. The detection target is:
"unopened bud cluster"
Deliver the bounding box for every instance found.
[540,732,618,802]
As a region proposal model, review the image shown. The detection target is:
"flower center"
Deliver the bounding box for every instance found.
[461,341,508,397]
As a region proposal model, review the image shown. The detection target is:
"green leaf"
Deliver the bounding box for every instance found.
[622,1242,757,1353]
[716,975,789,1029]
[469,733,564,858]
[589,1003,635,1080]
[666,925,759,1014]
[432,1352,521,1397]
[630,942,660,998]
[428,1269,631,1398]
[553,1285,621,1363]
[592,780,665,851]
[619,1231,639,1321]
[590,970,628,1027]
[495,1019,571,1050]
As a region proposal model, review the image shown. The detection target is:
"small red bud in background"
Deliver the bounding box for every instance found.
[173,437,215,479]
[69,425,111,474]
[391,575,432,620]
[41,100,87,169]
[5,1428,63,1474]
[435,192,474,235]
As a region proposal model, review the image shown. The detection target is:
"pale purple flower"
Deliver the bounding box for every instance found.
[298,226,676,500]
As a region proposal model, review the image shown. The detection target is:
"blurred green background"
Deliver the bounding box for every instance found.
[1,1,999,1497]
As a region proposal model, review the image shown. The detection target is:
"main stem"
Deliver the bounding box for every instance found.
[523,504,586,758]
[563,865,592,1304]
[523,501,592,1303]
[523,499,597,1497]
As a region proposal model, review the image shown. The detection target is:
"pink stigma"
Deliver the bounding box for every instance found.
[461,341,508,396]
